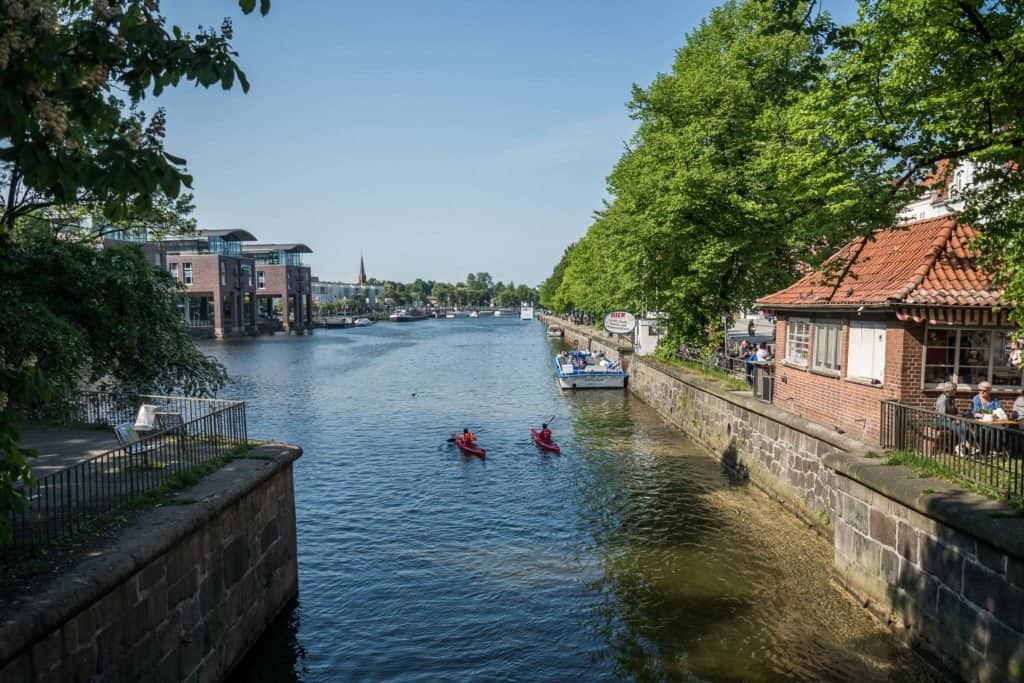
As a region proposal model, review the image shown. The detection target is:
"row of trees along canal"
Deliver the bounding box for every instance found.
[377,274,538,308]
[539,0,1024,356]
[0,1,272,544]
[315,274,540,316]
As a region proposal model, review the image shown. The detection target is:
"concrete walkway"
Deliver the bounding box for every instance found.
[17,424,120,479]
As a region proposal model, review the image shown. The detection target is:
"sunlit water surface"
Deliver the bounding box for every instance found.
[204,319,934,682]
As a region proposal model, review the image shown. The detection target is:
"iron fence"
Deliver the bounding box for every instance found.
[880,399,1024,503]
[675,345,775,402]
[4,393,247,559]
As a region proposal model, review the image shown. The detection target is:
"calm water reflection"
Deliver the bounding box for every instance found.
[207,319,933,682]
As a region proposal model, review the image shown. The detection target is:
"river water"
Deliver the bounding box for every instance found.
[204,318,934,682]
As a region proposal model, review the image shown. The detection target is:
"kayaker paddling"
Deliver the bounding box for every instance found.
[538,423,552,442]
[460,428,476,446]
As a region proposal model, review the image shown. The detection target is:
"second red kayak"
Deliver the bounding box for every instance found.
[530,428,561,454]
[451,433,486,458]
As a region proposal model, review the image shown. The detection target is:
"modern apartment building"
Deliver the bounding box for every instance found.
[241,243,314,334]
[163,229,259,338]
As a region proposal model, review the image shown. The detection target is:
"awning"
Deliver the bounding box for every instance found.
[896,307,1007,326]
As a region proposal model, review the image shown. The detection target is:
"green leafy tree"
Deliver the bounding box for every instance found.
[785,0,1024,324]
[0,0,270,236]
[0,0,267,543]
[548,0,838,343]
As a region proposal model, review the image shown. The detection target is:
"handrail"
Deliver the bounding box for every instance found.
[4,393,248,559]
[880,399,1024,503]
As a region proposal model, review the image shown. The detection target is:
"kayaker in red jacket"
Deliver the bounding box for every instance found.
[460,429,476,446]
[538,424,552,442]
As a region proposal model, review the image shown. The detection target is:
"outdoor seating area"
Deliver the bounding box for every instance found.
[880,399,1024,503]
[5,392,248,560]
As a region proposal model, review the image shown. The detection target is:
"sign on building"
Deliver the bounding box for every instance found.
[604,311,637,335]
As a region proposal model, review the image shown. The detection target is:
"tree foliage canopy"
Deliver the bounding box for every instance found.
[0,0,269,235]
[545,0,1024,342]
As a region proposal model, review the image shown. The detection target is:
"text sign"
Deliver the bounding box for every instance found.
[604,311,637,334]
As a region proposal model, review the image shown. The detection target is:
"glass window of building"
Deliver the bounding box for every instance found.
[183,263,193,286]
[922,327,1022,390]
[811,320,842,375]
[785,318,810,367]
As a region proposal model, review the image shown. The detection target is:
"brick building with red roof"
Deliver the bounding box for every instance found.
[756,214,1018,442]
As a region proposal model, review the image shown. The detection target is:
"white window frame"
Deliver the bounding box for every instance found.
[847,321,886,384]
[811,320,842,375]
[169,263,178,282]
[785,317,810,367]
[183,262,193,286]
[220,261,227,286]
[921,326,1023,391]
[257,271,265,290]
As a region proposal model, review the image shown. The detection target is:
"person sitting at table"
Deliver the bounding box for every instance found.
[935,382,968,452]
[972,381,1002,418]
[1012,387,1024,421]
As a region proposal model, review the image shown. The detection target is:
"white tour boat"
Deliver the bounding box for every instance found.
[520,303,534,320]
[553,350,628,390]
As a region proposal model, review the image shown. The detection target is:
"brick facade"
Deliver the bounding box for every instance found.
[166,253,258,338]
[773,314,957,443]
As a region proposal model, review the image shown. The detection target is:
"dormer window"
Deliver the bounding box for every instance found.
[950,169,964,199]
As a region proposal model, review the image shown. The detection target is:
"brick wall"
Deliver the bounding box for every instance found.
[0,445,301,682]
[773,315,934,443]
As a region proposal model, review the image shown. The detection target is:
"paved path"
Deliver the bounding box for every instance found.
[17,424,119,479]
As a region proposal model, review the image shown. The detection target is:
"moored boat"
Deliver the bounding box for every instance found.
[546,325,563,338]
[553,350,628,390]
[530,428,560,453]
[468,310,479,318]
[494,310,503,317]
[520,303,534,320]
[353,317,374,327]
[451,433,485,458]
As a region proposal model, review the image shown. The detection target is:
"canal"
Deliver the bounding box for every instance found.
[204,318,935,681]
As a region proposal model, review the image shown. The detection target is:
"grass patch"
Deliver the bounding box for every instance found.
[663,358,750,392]
[884,449,1024,509]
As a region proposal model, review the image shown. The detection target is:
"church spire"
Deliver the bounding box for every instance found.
[358,255,367,285]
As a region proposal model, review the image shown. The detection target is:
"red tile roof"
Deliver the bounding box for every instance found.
[756,216,1004,309]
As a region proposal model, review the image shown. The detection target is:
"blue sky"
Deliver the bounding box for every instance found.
[158,1,858,285]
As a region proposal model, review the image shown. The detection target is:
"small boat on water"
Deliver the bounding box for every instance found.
[390,308,428,322]
[468,310,479,318]
[520,303,534,320]
[451,433,485,458]
[494,310,503,317]
[353,317,374,327]
[546,325,563,338]
[553,350,628,390]
[530,428,560,453]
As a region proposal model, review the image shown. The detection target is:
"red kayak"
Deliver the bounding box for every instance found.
[530,428,561,454]
[451,433,486,458]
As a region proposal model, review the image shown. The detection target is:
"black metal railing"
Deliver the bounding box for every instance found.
[675,345,775,402]
[880,399,1024,503]
[5,393,247,559]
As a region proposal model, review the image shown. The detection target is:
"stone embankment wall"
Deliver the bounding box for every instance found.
[828,454,1024,682]
[0,444,302,682]
[539,316,1024,681]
